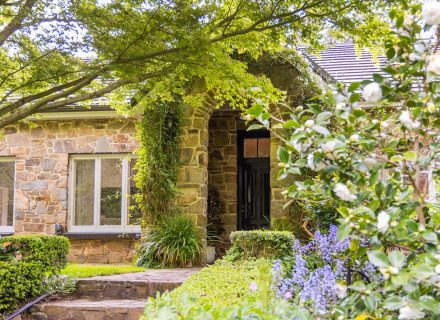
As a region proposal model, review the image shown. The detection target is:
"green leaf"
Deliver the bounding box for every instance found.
[284,119,300,129]
[277,147,289,163]
[337,223,351,240]
[418,296,440,314]
[247,124,263,131]
[422,231,438,243]
[316,111,333,123]
[385,296,403,310]
[388,251,405,269]
[312,125,330,136]
[288,167,301,175]
[247,104,264,117]
[386,48,396,60]
[403,151,417,161]
[349,93,361,103]
[367,251,389,268]
[348,82,361,92]
[411,263,436,279]
[391,272,410,286]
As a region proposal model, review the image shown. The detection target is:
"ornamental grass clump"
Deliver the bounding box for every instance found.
[136,214,204,268]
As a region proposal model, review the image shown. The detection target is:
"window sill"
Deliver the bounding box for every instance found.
[0,232,13,237]
[62,232,141,240]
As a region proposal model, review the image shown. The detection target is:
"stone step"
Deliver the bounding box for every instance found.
[75,269,198,300]
[28,298,148,320]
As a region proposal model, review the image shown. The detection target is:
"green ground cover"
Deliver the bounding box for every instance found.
[60,264,145,278]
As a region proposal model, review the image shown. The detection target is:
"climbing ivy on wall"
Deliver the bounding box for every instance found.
[134,98,182,226]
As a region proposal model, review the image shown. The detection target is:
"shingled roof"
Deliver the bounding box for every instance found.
[301,44,387,85]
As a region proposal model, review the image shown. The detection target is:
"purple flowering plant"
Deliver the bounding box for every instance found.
[272,225,381,316]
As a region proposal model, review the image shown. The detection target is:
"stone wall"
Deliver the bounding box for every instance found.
[208,110,243,237]
[68,239,136,264]
[0,119,138,234]
[175,103,214,231]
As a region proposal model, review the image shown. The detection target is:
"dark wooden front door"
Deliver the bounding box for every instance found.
[237,130,271,230]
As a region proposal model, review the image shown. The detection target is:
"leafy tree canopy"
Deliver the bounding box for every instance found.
[0,0,404,127]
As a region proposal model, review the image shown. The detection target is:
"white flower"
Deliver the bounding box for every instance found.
[435,264,440,273]
[389,266,399,274]
[422,2,440,25]
[399,110,420,129]
[409,53,421,62]
[398,306,425,320]
[335,103,346,111]
[427,103,436,113]
[427,53,440,75]
[362,83,382,103]
[336,283,347,299]
[414,41,426,53]
[377,211,390,233]
[304,119,315,128]
[333,183,357,202]
[349,134,360,142]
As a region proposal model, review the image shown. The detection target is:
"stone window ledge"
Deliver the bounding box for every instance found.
[62,232,141,240]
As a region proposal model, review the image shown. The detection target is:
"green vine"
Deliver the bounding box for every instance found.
[135,98,182,227]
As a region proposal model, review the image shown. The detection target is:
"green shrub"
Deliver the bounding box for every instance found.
[225,230,295,261]
[0,235,70,314]
[168,259,270,307]
[142,259,312,320]
[136,214,204,268]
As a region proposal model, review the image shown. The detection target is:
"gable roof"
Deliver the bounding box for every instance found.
[300,44,387,85]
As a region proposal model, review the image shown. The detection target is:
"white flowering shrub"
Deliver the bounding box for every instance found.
[247,2,440,319]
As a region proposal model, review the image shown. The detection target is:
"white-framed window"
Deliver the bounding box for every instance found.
[0,157,15,233]
[68,154,141,233]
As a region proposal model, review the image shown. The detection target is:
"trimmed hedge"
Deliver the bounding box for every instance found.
[0,235,70,314]
[226,230,295,260]
[167,259,271,307]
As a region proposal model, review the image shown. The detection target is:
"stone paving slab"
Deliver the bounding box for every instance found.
[76,268,200,300]
[83,268,201,283]
[35,299,148,320]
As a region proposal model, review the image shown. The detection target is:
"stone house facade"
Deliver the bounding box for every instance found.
[0,54,317,263]
[0,45,402,263]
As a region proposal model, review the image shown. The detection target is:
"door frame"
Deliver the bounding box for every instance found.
[236,129,271,230]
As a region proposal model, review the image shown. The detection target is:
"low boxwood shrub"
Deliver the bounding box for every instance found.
[167,259,271,307]
[142,259,312,320]
[225,230,295,261]
[0,235,70,314]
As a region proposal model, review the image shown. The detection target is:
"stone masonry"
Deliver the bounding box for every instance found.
[68,239,136,264]
[208,110,242,236]
[0,118,139,263]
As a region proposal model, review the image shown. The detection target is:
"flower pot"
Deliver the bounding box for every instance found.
[207,246,216,264]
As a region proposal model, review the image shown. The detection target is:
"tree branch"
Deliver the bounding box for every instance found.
[0,0,36,46]
[0,73,99,117]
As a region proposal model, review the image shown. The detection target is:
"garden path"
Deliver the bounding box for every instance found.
[26,268,200,320]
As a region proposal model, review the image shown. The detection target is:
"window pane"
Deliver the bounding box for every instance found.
[258,138,270,158]
[74,160,95,226]
[0,161,14,227]
[128,158,141,225]
[100,158,122,225]
[244,138,258,158]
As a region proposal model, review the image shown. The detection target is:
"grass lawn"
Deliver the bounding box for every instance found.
[60,263,145,278]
